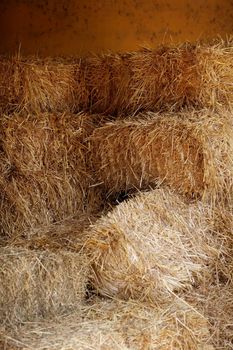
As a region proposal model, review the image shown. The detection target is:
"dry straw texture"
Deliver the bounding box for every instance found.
[0,55,88,114]
[0,112,99,238]
[125,45,200,114]
[86,188,221,302]
[84,54,114,114]
[180,204,233,349]
[81,40,233,115]
[205,283,233,349]
[1,40,233,116]
[2,215,98,252]
[183,214,233,349]
[89,110,233,204]
[0,246,88,325]
[184,282,233,350]
[123,40,233,114]
[84,52,133,115]
[0,298,214,350]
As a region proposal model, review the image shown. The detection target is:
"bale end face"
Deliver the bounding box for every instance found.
[0,246,89,324]
[0,112,99,238]
[0,56,89,114]
[88,110,233,206]
[86,188,220,302]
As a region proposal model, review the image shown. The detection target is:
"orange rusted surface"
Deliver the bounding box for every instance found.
[0,0,232,56]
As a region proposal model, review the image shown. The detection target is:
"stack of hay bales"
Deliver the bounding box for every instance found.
[0,39,233,350]
[0,112,103,239]
[83,40,233,349]
[1,40,233,116]
[88,109,233,204]
[121,41,233,114]
[85,188,232,349]
[0,55,88,114]
[84,40,233,115]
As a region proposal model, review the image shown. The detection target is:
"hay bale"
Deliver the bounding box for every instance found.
[0,55,88,114]
[84,54,113,114]
[2,215,98,252]
[89,110,233,204]
[84,52,133,115]
[0,246,88,324]
[124,44,202,114]
[183,205,233,349]
[2,40,233,116]
[109,53,134,116]
[88,40,233,115]
[85,188,221,302]
[204,283,233,349]
[183,282,233,350]
[0,298,214,350]
[0,112,100,238]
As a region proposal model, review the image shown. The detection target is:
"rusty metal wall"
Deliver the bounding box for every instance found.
[0,0,233,56]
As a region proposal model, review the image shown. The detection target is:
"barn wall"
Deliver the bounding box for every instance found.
[0,0,233,56]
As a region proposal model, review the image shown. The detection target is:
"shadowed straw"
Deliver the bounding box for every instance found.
[0,112,101,239]
[0,55,88,114]
[184,205,233,350]
[1,40,233,116]
[83,52,133,115]
[183,281,233,350]
[81,39,233,116]
[96,39,233,115]
[0,246,89,325]
[124,44,201,114]
[0,298,214,350]
[88,109,233,205]
[1,215,98,252]
[85,188,222,303]
[84,53,114,114]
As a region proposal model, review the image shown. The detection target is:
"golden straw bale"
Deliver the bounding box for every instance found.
[76,40,233,116]
[85,188,221,302]
[204,283,233,349]
[109,53,134,115]
[116,40,233,114]
[181,205,233,349]
[125,45,200,114]
[2,40,233,116]
[85,40,233,115]
[183,282,233,350]
[0,246,88,324]
[84,54,113,114]
[0,112,99,238]
[0,298,214,350]
[0,55,88,114]
[89,110,233,204]
[3,215,98,252]
[84,52,133,115]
